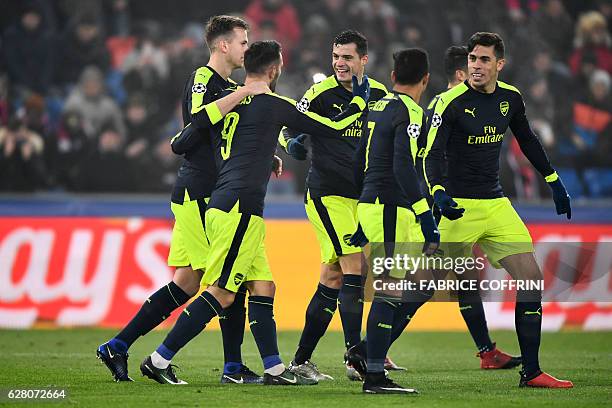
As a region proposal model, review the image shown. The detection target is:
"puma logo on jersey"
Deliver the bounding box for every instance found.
[464,107,476,117]
[332,103,344,112]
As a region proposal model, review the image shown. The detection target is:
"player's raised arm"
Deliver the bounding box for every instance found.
[172,83,269,155]
[507,87,571,218]
[273,75,369,137]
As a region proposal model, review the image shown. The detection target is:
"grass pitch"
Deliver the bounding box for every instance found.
[0,329,610,407]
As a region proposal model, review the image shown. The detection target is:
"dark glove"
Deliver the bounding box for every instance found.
[286,134,308,160]
[432,204,442,225]
[416,210,440,256]
[433,189,465,220]
[352,74,370,102]
[548,177,571,219]
[349,224,369,247]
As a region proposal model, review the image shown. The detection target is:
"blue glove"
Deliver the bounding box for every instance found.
[349,224,369,247]
[416,210,440,256]
[433,190,465,220]
[548,178,571,219]
[286,134,308,160]
[432,203,442,225]
[352,74,370,102]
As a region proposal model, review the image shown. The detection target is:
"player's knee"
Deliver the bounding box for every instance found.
[339,253,363,275]
[500,253,543,282]
[206,286,236,308]
[246,280,276,297]
[319,263,343,288]
[173,266,202,297]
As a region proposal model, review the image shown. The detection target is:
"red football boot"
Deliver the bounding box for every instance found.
[478,343,522,369]
[519,371,574,388]
[384,356,406,371]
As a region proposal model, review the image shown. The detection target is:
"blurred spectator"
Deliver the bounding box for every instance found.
[56,14,111,86]
[292,15,330,80]
[124,93,158,164]
[77,123,131,191]
[121,21,169,103]
[517,48,573,143]
[2,3,54,96]
[304,0,350,31]
[245,0,301,64]
[0,117,47,191]
[529,0,574,62]
[569,11,612,75]
[51,111,90,189]
[524,76,556,148]
[64,66,126,140]
[140,137,180,192]
[570,69,611,168]
[21,93,49,137]
[505,0,540,24]
[349,0,398,51]
[0,75,9,125]
[103,0,131,37]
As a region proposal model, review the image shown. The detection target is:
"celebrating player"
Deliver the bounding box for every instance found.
[96,15,269,383]
[346,45,522,372]
[281,30,400,381]
[139,40,370,386]
[423,32,573,388]
[350,48,439,394]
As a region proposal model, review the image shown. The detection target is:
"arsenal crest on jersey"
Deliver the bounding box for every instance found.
[500,101,509,116]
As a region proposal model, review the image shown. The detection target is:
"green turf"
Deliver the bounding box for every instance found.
[0,329,610,407]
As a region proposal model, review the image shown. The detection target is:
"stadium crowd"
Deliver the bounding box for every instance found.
[0,0,610,198]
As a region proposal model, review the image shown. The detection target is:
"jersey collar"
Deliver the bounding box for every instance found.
[464,79,499,96]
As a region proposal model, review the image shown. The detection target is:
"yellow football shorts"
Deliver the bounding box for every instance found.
[438,197,533,268]
[357,202,423,279]
[305,194,362,264]
[203,207,273,293]
[167,195,209,271]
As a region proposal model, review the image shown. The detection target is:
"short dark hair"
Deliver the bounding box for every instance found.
[444,46,468,82]
[244,40,282,75]
[467,32,505,59]
[205,15,249,49]
[333,30,368,56]
[393,48,429,85]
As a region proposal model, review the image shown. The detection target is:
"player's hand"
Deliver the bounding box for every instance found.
[433,190,465,220]
[244,80,271,96]
[416,210,440,256]
[349,224,369,247]
[351,74,370,102]
[548,177,571,219]
[272,155,283,177]
[286,134,308,160]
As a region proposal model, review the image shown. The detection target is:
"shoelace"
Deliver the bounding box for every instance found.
[241,366,259,377]
[167,364,181,382]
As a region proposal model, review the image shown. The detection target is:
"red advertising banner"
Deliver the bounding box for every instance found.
[0,217,611,330]
[0,217,175,328]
